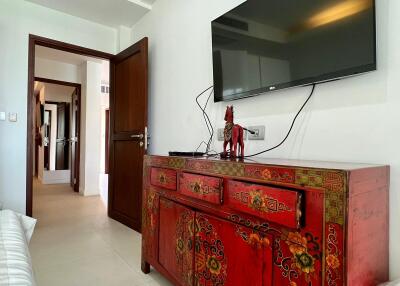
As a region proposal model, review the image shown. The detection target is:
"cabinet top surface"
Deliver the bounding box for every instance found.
[147,155,386,171]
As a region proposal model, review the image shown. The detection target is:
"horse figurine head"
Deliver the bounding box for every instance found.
[224,105,234,123]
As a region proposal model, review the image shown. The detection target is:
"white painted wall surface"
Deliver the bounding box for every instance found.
[0,0,116,213]
[131,0,400,279]
[117,25,133,52]
[35,58,82,84]
[79,61,103,196]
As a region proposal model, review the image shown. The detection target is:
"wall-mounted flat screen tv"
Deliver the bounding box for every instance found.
[212,0,376,102]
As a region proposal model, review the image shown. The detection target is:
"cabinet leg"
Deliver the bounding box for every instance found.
[141,259,150,274]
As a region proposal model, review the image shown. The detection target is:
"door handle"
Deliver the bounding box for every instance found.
[130,134,144,139]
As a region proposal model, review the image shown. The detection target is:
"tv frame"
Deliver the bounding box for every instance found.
[212,0,377,102]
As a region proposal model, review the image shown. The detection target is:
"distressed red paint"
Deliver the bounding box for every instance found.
[141,156,389,286]
[150,167,177,190]
[179,173,223,205]
[227,180,302,229]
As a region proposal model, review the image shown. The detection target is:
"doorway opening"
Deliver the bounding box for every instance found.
[33,78,81,191]
[28,35,112,217]
[27,35,149,233]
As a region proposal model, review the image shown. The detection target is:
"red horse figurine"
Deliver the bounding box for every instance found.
[223,106,245,158]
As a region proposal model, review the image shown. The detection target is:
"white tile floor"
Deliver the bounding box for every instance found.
[30,180,172,286]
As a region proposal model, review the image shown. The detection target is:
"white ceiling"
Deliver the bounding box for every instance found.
[35,46,104,65]
[24,0,156,28]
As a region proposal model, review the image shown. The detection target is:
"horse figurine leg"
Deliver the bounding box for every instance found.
[238,127,244,158]
[231,126,239,158]
[223,140,228,158]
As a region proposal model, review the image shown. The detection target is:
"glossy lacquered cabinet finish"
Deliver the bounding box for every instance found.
[142,156,389,286]
[226,180,302,229]
[179,172,223,205]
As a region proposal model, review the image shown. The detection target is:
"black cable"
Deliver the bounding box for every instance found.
[244,84,316,158]
[203,87,214,151]
[195,85,214,154]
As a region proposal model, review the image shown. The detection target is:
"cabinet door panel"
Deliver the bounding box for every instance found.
[195,213,273,286]
[273,189,324,286]
[159,198,194,286]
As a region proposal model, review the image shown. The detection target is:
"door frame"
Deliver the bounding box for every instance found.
[35,77,81,191]
[26,35,113,216]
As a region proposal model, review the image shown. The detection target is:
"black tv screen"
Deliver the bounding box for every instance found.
[212,0,376,102]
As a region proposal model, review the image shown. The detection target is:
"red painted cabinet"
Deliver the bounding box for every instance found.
[179,173,223,205]
[195,213,273,286]
[142,156,390,286]
[159,198,194,286]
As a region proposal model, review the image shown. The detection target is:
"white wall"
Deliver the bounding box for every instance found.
[131,0,400,279]
[79,61,103,196]
[0,0,116,213]
[99,61,110,206]
[35,58,82,84]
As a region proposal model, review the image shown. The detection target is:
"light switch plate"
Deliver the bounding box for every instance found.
[9,112,17,122]
[248,126,266,140]
[0,112,5,121]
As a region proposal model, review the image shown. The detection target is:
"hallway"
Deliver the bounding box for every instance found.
[30,180,171,286]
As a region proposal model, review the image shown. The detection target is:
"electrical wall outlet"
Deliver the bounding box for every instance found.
[248,126,265,140]
[217,128,225,141]
[219,127,250,141]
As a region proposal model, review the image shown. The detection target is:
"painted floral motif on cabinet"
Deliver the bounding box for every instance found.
[228,180,302,229]
[245,165,296,184]
[235,225,271,249]
[325,223,343,286]
[194,215,227,286]
[179,173,223,205]
[150,167,177,190]
[175,209,195,286]
[144,156,351,286]
[273,231,322,286]
[141,188,159,260]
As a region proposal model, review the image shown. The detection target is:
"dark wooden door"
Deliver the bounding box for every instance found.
[70,89,80,192]
[34,93,40,176]
[159,198,195,286]
[195,213,273,286]
[56,102,70,170]
[108,38,148,231]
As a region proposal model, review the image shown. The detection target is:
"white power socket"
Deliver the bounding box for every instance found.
[248,126,266,140]
[218,127,249,141]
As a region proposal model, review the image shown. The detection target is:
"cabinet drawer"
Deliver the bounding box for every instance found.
[150,168,177,190]
[179,173,223,204]
[227,180,302,229]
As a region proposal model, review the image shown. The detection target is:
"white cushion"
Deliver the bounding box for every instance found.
[380,281,400,286]
[0,210,36,286]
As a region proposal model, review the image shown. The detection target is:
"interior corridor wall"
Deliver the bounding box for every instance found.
[79,61,103,196]
[0,0,117,213]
